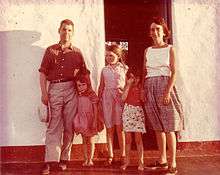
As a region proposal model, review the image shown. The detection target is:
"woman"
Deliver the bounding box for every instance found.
[143,17,184,174]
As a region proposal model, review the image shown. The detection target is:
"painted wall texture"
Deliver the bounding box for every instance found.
[0,0,220,146]
[172,0,220,141]
[0,0,105,146]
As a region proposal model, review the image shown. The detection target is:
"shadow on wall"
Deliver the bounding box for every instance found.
[0,30,44,145]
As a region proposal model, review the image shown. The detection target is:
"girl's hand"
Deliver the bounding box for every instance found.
[127,77,134,86]
[74,69,79,77]
[163,91,171,105]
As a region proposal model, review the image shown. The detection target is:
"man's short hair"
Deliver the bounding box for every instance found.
[59,19,74,30]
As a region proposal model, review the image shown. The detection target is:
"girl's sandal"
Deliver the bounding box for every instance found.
[138,164,144,171]
[107,157,113,165]
[87,161,94,167]
[168,166,178,174]
[120,163,129,171]
[120,156,126,164]
[82,160,88,166]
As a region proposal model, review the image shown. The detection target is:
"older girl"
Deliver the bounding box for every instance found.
[98,44,127,165]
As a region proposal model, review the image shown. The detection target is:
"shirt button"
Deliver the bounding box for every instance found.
[60,73,63,76]
[61,66,64,68]
[62,58,64,61]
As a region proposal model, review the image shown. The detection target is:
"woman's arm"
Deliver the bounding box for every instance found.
[163,46,176,105]
[140,48,148,102]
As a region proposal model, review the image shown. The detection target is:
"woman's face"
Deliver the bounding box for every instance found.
[150,22,165,42]
[105,51,119,65]
[76,81,88,94]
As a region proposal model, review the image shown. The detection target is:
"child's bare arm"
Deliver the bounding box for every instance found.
[92,103,98,128]
[121,77,134,101]
[98,72,105,99]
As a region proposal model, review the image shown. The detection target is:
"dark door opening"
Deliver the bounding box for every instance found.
[104,0,172,150]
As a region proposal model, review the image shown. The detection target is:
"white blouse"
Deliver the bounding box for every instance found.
[145,45,171,78]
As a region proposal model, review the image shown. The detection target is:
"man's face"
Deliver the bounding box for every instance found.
[58,23,73,43]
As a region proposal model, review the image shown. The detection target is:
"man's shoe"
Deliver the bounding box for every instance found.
[41,164,50,175]
[59,160,68,171]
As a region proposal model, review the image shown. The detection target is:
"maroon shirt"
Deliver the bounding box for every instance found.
[39,43,87,81]
[125,86,142,106]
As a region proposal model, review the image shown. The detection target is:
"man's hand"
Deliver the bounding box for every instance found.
[41,93,49,105]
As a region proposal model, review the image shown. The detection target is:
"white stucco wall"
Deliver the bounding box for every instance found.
[172,0,220,141]
[0,0,105,146]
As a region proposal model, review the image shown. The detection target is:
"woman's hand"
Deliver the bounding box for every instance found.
[163,91,171,105]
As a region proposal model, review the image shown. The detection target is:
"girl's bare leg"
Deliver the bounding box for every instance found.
[120,132,131,170]
[82,136,88,166]
[106,127,114,164]
[87,136,95,166]
[135,132,144,171]
[116,124,126,158]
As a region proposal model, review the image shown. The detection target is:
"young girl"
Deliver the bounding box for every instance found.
[73,72,104,166]
[120,68,146,171]
[143,17,184,174]
[98,44,127,165]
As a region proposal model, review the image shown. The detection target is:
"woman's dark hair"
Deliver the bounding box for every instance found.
[151,16,171,41]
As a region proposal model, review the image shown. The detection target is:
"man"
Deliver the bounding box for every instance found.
[39,19,87,174]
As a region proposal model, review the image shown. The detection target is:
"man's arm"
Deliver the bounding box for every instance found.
[40,72,48,105]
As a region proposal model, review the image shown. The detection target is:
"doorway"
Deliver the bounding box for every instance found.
[104,0,172,150]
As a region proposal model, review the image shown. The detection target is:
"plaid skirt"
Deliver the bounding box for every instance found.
[144,76,184,132]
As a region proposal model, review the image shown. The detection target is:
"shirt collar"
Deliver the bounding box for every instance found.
[58,42,74,50]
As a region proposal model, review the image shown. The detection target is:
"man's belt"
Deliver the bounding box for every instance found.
[50,78,73,84]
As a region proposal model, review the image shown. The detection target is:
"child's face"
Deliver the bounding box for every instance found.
[76,81,88,94]
[105,51,119,65]
[150,22,165,41]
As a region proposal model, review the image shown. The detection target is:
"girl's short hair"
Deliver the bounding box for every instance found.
[75,69,91,86]
[151,16,171,40]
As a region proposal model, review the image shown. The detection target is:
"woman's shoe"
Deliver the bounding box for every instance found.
[146,161,168,170]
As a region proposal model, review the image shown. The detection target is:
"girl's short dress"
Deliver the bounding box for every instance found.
[122,86,146,133]
[101,63,127,128]
[73,90,104,137]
